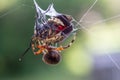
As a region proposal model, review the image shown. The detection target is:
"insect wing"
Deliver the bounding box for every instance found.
[33,0,45,19]
[45,3,61,17]
[34,0,62,18]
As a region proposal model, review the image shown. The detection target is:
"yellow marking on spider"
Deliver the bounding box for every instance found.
[55,46,64,52]
[34,45,45,55]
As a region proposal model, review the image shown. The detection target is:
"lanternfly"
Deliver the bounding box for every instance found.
[19,0,78,65]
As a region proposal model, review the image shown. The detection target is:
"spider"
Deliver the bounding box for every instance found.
[19,0,78,65]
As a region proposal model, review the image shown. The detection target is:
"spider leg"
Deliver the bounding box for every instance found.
[32,44,46,55]
[31,40,45,55]
[63,33,76,49]
[34,48,45,55]
[55,33,76,52]
[55,46,64,52]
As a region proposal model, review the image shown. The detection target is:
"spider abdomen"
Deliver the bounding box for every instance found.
[42,50,61,65]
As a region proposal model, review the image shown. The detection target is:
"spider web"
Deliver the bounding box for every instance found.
[0,0,34,18]
[73,0,120,70]
[0,0,120,70]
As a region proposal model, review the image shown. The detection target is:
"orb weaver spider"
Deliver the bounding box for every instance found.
[19,0,78,65]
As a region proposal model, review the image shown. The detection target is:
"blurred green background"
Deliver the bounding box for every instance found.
[0,0,120,80]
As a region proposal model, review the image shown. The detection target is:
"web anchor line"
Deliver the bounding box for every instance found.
[73,0,120,70]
